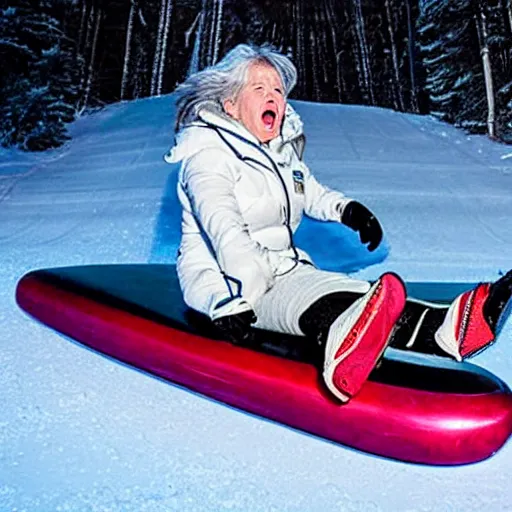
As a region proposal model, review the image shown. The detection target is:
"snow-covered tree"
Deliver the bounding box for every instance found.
[0,1,80,150]
[78,0,101,111]
[475,2,496,137]
[185,0,226,76]
[10,0,511,148]
[487,0,512,140]
[418,0,510,139]
[120,0,137,100]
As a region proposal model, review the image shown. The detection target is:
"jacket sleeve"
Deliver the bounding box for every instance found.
[180,148,282,309]
[302,162,352,221]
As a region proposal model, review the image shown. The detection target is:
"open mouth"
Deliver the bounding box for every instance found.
[262,109,277,131]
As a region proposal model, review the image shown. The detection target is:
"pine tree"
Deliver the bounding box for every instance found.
[417,0,510,139]
[487,0,512,140]
[418,0,476,125]
[0,0,80,151]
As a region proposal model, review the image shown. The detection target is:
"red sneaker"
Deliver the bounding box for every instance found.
[323,273,406,402]
[435,283,495,360]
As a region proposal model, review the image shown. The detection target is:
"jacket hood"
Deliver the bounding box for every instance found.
[164,103,305,164]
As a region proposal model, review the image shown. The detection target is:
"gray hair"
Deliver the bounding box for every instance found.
[174,44,297,131]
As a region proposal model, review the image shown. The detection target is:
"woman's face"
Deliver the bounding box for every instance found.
[223,62,286,143]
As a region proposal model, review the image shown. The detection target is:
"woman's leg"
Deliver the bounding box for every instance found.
[297,269,511,400]
[319,274,406,401]
[298,291,364,367]
[253,266,511,399]
[297,290,448,359]
[253,264,406,401]
[435,270,512,360]
[252,263,371,336]
[388,269,512,360]
[386,300,449,356]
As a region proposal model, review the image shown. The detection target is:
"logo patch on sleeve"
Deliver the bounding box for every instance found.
[292,170,304,195]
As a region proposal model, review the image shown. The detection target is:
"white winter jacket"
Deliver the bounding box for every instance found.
[165,104,351,320]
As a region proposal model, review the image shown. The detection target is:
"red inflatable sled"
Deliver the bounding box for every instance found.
[16,264,512,465]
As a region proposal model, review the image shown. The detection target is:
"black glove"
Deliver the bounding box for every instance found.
[213,310,257,345]
[341,201,383,251]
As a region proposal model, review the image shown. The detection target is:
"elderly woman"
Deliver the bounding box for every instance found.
[165,44,511,402]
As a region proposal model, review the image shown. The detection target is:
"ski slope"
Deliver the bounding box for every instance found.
[1,95,511,511]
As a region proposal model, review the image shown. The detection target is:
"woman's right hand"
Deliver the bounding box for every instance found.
[213,310,258,345]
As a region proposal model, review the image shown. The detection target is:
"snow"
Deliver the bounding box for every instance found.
[1,95,511,511]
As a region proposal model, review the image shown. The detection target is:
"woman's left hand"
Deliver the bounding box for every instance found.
[341,201,383,251]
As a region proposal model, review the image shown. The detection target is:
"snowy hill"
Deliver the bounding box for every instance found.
[1,95,511,511]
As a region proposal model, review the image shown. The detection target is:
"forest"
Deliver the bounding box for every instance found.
[0,0,511,150]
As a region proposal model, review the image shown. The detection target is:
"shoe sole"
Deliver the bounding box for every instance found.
[324,273,406,402]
